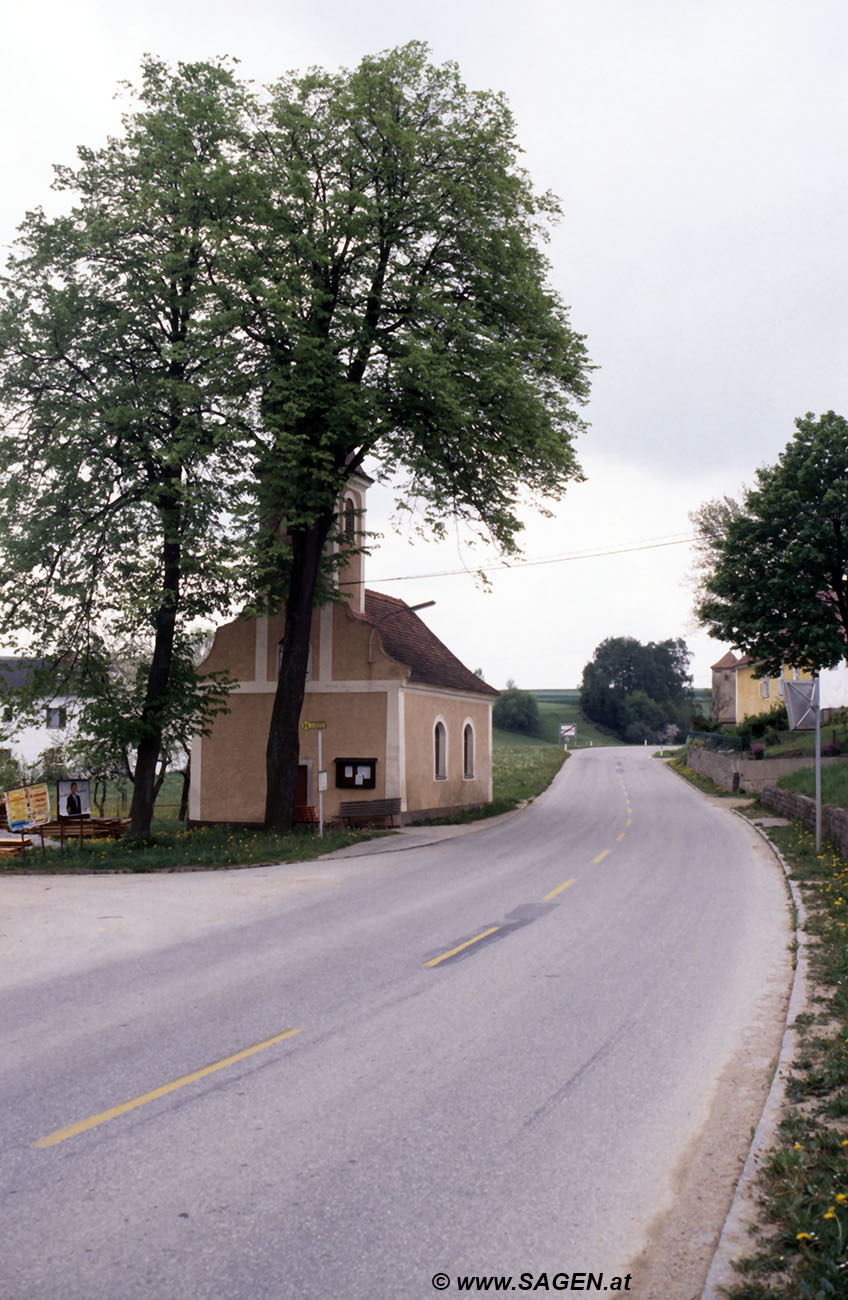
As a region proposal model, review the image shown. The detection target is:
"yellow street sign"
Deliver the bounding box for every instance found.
[300,720,327,730]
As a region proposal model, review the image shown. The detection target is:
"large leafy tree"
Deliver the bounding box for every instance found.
[696,411,848,674]
[0,58,248,840]
[581,636,693,741]
[224,42,591,828]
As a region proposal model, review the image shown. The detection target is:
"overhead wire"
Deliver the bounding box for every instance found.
[353,532,697,586]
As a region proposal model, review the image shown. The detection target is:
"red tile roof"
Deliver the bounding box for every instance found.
[710,651,739,670]
[361,590,498,697]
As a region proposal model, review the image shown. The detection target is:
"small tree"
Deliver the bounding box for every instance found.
[493,687,540,736]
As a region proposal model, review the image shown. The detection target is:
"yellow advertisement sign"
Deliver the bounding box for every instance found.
[4,783,51,831]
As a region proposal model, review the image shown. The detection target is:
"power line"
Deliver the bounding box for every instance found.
[349,533,697,587]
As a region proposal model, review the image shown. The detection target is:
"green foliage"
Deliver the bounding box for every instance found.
[0,748,22,791]
[35,745,70,784]
[697,411,848,674]
[493,686,541,736]
[580,636,693,743]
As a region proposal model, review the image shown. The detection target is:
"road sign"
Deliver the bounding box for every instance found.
[560,724,576,738]
[300,720,327,730]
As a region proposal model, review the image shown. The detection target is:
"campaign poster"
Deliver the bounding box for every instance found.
[58,779,91,818]
[4,784,51,831]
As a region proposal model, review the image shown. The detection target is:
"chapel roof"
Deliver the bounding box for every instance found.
[361,590,498,697]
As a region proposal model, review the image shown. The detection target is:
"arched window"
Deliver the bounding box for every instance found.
[434,720,447,780]
[463,723,475,779]
[343,496,356,538]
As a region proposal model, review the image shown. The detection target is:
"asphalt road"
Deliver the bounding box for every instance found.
[1,748,791,1299]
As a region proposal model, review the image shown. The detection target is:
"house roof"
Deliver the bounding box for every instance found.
[361,591,498,697]
[710,651,739,671]
[0,657,44,691]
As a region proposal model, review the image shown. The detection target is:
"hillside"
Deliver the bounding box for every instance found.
[530,689,619,747]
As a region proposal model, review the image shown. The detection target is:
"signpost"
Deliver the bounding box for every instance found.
[300,721,327,837]
[560,723,577,748]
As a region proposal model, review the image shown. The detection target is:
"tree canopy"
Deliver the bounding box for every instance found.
[580,636,693,743]
[0,46,592,834]
[696,411,848,675]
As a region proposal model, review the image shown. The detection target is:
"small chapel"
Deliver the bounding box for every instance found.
[189,473,498,826]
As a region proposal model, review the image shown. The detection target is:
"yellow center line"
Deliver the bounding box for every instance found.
[425,926,500,968]
[626,817,632,826]
[34,1028,302,1149]
[544,877,577,901]
[592,849,610,864]
[616,832,626,841]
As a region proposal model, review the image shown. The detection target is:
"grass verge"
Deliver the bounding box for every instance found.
[0,824,380,874]
[669,757,848,1297]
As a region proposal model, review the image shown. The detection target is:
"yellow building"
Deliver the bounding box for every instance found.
[189,476,498,826]
[710,651,812,725]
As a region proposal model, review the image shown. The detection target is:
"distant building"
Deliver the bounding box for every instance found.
[710,651,812,725]
[0,657,77,766]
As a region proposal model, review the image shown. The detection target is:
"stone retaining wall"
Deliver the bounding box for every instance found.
[760,784,848,858]
[684,744,824,794]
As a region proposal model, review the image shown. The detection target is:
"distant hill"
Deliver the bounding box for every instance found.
[530,686,713,746]
[529,689,619,747]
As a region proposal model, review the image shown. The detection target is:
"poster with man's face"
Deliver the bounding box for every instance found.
[58,779,90,818]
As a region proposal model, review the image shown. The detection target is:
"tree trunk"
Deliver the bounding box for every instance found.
[178,757,191,822]
[128,487,181,842]
[264,515,334,831]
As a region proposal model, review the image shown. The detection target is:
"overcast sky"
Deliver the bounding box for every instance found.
[3,0,846,687]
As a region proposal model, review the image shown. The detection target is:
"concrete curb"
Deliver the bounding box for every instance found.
[700,813,809,1300]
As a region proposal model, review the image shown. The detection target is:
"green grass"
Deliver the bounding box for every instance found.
[780,760,848,810]
[3,823,378,873]
[489,728,567,811]
[722,819,848,1299]
[531,688,620,747]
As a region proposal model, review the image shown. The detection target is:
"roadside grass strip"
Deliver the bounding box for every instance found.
[718,819,848,1299]
[671,747,848,1298]
[0,824,379,874]
[34,1029,301,1148]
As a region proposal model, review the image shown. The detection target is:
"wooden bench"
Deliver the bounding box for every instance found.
[338,798,402,828]
[0,839,33,858]
[39,818,128,841]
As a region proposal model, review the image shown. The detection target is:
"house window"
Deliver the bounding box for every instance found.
[760,677,770,699]
[778,678,785,697]
[434,721,447,780]
[45,706,66,729]
[342,496,356,538]
[463,723,475,779]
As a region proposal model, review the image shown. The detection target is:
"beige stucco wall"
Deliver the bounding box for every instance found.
[192,606,494,825]
[402,688,493,814]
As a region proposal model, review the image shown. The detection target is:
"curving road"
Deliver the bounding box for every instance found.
[0,747,791,1299]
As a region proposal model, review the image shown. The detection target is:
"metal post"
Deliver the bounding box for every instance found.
[318,728,324,839]
[815,674,822,853]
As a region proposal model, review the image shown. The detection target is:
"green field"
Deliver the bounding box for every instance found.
[530,689,620,747]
